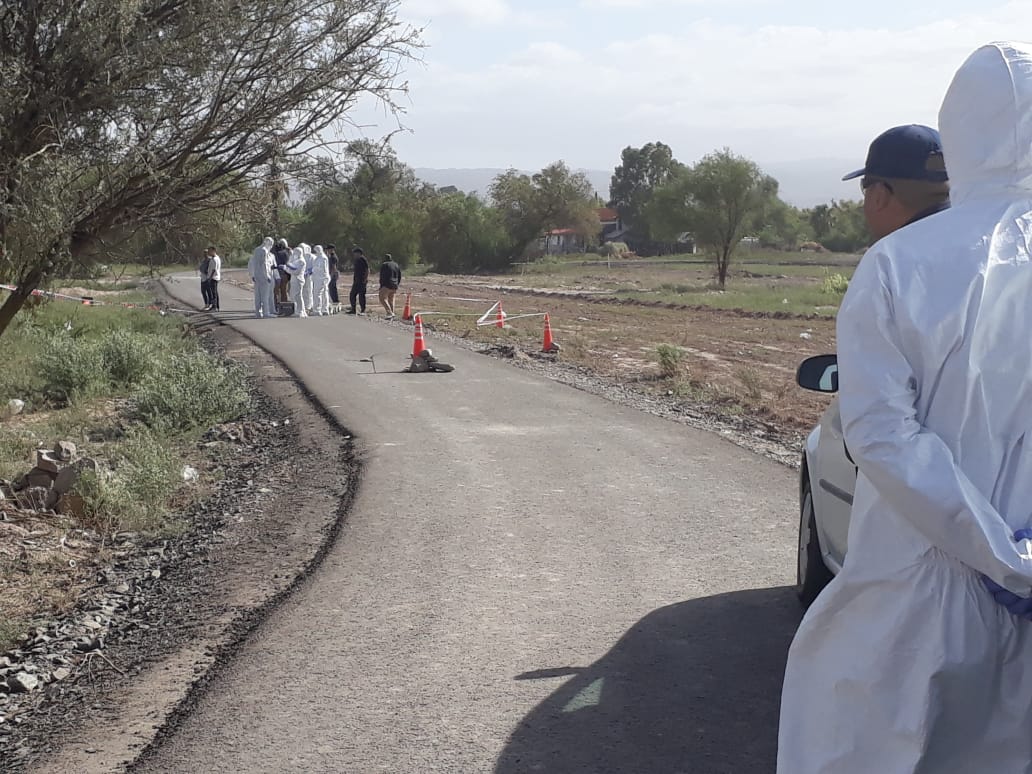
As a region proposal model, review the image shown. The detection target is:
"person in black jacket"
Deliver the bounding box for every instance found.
[346,247,369,314]
[272,238,292,304]
[326,244,340,305]
[378,253,402,319]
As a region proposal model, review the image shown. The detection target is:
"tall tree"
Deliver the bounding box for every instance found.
[0,0,419,338]
[490,162,598,258]
[648,148,777,289]
[609,142,683,238]
[420,193,510,273]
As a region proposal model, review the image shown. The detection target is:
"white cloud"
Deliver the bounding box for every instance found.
[355,0,1032,201]
[404,0,512,25]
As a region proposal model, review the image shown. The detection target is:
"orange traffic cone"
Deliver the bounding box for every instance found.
[412,314,427,357]
[495,301,505,328]
[401,293,412,321]
[541,313,559,353]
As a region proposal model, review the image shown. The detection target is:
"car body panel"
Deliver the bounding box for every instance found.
[798,357,857,578]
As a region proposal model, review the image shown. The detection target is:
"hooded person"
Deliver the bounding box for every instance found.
[284,246,307,318]
[298,242,315,315]
[777,41,1032,774]
[311,245,331,316]
[248,237,276,318]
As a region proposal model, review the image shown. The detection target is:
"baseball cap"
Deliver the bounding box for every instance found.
[842,124,948,182]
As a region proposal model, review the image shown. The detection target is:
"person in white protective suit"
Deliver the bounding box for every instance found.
[310,245,331,316]
[299,242,315,315]
[284,247,307,318]
[777,41,1032,774]
[248,237,276,318]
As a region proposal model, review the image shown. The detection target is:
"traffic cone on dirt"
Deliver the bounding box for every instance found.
[541,314,560,353]
[401,293,413,321]
[412,314,427,357]
[495,301,506,329]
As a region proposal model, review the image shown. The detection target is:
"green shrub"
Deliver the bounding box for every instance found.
[100,329,159,386]
[821,272,850,295]
[133,350,250,432]
[35,335,106,405]
[654,344,686,378]
[77,430,182,534]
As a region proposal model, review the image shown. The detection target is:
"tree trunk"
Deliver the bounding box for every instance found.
[0,268,44,340]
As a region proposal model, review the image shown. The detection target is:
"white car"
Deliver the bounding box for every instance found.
[795,355,857,607]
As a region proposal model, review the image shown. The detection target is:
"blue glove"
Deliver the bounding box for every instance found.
[981,529,1032,620]
[305,269,313,277]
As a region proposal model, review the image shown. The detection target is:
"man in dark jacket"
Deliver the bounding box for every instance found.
[346,247,369,314]
[378,253,402,319]
[326,244,340,305]
[272,238,292,304]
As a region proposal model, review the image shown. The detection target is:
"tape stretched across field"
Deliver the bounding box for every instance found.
[0,283,168,313]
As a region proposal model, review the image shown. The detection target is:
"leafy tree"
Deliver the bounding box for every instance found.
[609,142,683,239]
[289,142,433,266]
[420,193,510,273]
[648,148,777,289]
[0,0,419,338]
[490,162,598,258]
[821,200,868,253]
[758,199,812,250]
[808,204,834,241]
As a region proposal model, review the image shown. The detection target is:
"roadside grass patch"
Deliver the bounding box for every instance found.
[654,344,687,378]
[0,289,252,655]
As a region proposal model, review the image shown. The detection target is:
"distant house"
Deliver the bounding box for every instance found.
[543,228,584,254]
[597,207,622,242]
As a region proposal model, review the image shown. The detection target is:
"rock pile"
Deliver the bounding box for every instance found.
[0,442,94,516]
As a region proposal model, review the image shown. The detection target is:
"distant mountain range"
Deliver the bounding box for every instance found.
[415,159,859,209]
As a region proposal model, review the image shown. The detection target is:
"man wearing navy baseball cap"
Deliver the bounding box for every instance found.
[843,124,950,240]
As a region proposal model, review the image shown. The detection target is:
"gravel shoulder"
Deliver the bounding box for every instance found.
[0,321,358,773]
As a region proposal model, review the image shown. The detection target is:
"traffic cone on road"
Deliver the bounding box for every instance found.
[541,314,559,353]
[495,301,506,329]
[401,293,413,321]
[412,314,427,357]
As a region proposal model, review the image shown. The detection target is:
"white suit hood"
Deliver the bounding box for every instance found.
[939,42,1032,204]
[779,40,1032,774]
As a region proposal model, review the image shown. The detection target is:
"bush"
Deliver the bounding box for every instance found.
[133,349,250,432]
[100,329,160,386]
[35,335,106,405]
[821,272,850,295]
[654,344,686,378]
[601,242,630,258]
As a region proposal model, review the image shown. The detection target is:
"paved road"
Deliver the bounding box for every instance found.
[138,273,802,773]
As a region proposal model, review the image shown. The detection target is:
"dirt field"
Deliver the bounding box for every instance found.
[402,255,849,440]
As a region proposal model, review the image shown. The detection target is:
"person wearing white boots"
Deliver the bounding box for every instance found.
[298,242,315,315]
[311,245,331,316]
[248,237,276,318]
[284,246,307,318]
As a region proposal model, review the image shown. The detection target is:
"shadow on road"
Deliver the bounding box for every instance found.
[495,587,802,774]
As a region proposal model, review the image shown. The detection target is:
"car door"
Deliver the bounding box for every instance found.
[814,396,857,570]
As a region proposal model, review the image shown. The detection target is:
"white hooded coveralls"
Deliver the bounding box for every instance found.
[248,237,276,317]
[778,41,1032,774]
[285,247,307,318]
[311,245,331,315]
[299,242,315,314]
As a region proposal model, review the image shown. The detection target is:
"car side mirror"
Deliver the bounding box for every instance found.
[797,354,838,393]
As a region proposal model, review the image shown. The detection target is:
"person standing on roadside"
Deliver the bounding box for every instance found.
[198,251,213,309]
[204,246,222,311]
[777,41,1032,774]
[248,237,276,318]
[326,244,340,307]
[378,253,402,319]
[346,247,369,315]
[272,238,291,305]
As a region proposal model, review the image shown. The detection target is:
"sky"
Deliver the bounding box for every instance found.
[349,1,1032,201]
